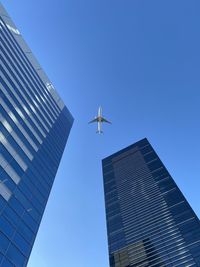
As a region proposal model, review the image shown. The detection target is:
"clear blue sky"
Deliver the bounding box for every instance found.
[1,0,200,266]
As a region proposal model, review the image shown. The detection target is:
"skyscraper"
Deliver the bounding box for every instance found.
[0,3,73,266]
[102,138,200,267]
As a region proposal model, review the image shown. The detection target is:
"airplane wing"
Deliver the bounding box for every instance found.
[88,118,98,124]
[101,117,112,124]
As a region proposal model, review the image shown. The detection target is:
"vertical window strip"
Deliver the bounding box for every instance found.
[2,81,45,142]
[0,46,56,126]
[1,80,47,137]
[0,33,59,121]
[0,132,27,171]
[1,99,38,151]
[0,181,12,201]
[0,155,20,184]
[1,87,43,144]
[1,114,33,161]
[1,68,51,132]
[0,18,61,115]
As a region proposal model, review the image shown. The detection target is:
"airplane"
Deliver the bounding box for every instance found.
[89,106,111,134]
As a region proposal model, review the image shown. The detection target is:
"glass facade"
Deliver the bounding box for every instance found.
[102,138,200,267]
[0,3,73,266]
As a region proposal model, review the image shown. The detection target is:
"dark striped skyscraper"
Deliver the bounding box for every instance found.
[0,3,73,266]
[102,138,200,267]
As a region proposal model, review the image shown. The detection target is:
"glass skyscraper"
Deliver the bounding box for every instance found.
[0,3,73,266]
[102,138,200,267]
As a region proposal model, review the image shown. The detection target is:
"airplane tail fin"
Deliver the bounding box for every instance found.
[96,130,103,134]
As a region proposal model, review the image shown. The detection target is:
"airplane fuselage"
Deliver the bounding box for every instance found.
[89,106,111,134]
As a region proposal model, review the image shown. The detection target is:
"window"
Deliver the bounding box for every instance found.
[189,242,200,257]
[148,159,163,171]
[178,219,200,234]
[0,216,15,238]
[169,202,189,216]
[158,178,176,193]
[140,145,152,155]
[0,232,9,254]
[163,189,184,206]
[143,152,157,163]
[13,232,31,256]
[103,164,113,174]
[1,257,13,267]
[6,243,26,266]
[105,180,116,193]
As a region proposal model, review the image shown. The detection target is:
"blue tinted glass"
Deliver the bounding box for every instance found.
[1,257,14,267]
[6,244,26,266]
[0,216,15,238]
[13,232,31,256]
[0,233,9,254]
[103,138,200,266]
